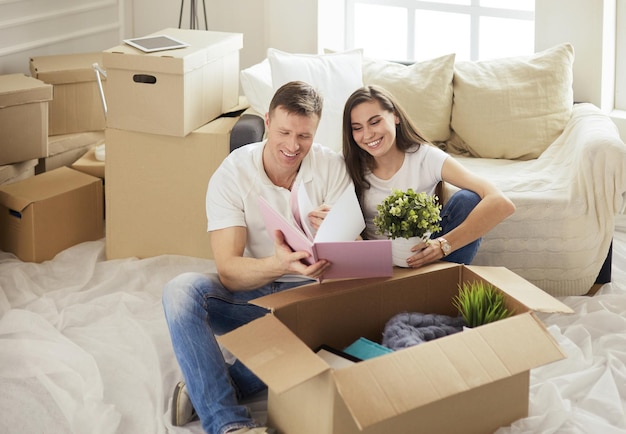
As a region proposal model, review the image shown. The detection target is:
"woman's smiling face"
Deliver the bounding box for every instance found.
[350,100,399,158]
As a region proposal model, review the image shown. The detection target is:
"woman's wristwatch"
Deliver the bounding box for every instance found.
[437,237,452,257]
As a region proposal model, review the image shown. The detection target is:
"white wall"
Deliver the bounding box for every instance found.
[1,0,623,138]
[0,0,124,75]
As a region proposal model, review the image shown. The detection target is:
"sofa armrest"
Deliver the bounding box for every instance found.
[563,103,626,213]
[230,110,265,152]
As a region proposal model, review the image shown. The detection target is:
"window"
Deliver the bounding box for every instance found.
[343,0,535,62]
[615,0,626,111]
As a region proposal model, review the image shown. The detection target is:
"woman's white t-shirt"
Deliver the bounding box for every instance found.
[363,144,449,240]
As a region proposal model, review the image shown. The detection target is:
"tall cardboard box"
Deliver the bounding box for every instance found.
[0,167,103,262]
[0,74,52,165]
[105,115,237,260]
[221,264,573,434]
[103,28,242,137]
[29,53,107,135]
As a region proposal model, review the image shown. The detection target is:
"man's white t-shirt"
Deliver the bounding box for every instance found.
[206,141,352,260]
[363,144,449,240]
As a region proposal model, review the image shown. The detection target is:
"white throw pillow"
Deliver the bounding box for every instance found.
[362,54,455,143]
[239,58,273,116]
[267,48,364,153]
[449,43,575,160]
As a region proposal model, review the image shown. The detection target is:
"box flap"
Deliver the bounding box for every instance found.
[466,265,574,314]
[29,53,103,84]
[103,28,242,74]
[333,312,566,430]
[0,167,99,212]
[0,74,52,108]
[218,315,330,393]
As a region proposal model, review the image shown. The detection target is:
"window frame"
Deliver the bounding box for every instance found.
[344,0,534,61]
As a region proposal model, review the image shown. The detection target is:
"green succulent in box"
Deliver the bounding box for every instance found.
[374,188,442,240]
[452,280,514,328]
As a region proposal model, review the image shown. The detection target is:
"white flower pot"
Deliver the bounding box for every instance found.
[391,236,421,267]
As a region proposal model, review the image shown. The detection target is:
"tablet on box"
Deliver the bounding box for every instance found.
[123,35,189,53]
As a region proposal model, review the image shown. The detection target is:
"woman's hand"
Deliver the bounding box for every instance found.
[405,239,445,268]
[307,204,331,231]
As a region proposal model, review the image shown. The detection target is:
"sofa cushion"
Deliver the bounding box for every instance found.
[267,48,363,153]
[362,54,455,143]
[239,58,273,117]
[449,43,574,160]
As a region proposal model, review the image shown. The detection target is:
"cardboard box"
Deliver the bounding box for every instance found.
[103,28,242,137]
[0,167,103,262]
[0,74,52,165]
[0,159,38,185]
[29,53,106,135]
[71,146,105,179]
[36,131,104,174]
[220,264,573,434]
[105,115,237,260]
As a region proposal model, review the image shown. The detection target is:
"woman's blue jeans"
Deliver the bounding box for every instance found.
[162,273,306,434]
[431,189,482,264]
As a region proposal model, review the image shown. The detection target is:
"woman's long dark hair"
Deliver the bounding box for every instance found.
[342,85,430,203]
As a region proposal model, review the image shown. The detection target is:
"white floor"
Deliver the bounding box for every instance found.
[1,215,625,434]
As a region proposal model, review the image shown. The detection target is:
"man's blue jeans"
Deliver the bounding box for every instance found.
[162,273,306,434]
[432,189,482,263]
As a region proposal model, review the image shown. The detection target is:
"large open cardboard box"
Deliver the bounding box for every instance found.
[220,263,573,434]
[103,28,242,137]
[0,167,103,262]
[29,52,106,135]
[105,114,238,260]
[0,74,52,166]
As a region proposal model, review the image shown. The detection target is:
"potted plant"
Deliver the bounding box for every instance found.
[373,188,442,267]
[452,280,514,328]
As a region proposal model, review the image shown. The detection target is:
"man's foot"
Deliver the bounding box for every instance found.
[171,381,199,426]
[229,428,277,434]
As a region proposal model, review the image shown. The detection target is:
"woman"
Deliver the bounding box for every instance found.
[343,85,515,268]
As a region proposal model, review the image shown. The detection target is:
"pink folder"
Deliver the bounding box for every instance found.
[258,186,392,281]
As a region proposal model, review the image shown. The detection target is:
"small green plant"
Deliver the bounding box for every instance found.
[374,188,442,240]
[452,280,514,328]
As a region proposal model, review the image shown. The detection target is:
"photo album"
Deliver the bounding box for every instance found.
[259,183,392,281]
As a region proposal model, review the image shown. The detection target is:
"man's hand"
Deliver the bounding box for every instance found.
[274,230,330,279]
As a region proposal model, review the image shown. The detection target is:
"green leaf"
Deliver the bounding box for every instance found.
[374,189,442,239]
[452,280,514,328]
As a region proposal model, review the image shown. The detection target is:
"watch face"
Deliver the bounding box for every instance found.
[443,243,451,253]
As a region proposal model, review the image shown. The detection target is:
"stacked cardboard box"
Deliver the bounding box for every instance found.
[29,52,107,136]
[0,166,103,262]
[0,59,106,262]
[28,53,108,177]
[103,28,244,260]
[0,74,52,169]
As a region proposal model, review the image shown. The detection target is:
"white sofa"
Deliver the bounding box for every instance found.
[234,44,626,297]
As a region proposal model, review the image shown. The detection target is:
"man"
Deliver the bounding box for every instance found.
[162,81,352,434]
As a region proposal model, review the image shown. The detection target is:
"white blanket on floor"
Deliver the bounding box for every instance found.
[0,215,625,433]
